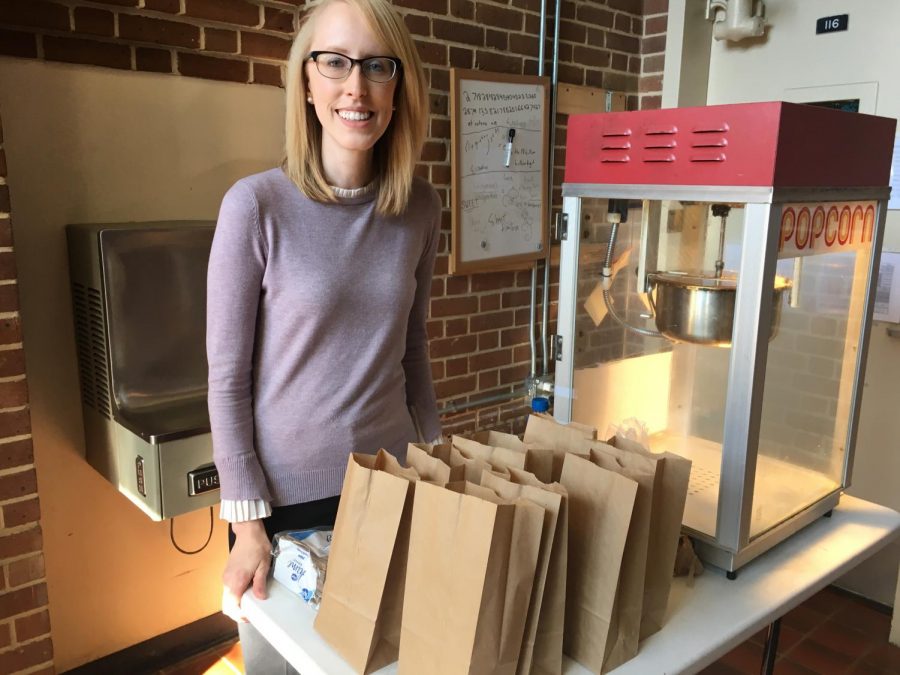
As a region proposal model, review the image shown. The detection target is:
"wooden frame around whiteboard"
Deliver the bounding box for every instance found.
[450,69,550,275]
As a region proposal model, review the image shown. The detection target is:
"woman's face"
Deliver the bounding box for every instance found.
[305,2,399,171]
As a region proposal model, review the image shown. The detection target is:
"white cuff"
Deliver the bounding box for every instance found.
[219,498,273,523]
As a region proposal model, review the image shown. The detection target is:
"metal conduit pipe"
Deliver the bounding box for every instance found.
[540,0,562,376]
[438,388,530,416]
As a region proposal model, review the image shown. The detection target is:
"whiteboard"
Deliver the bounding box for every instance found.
[450,69,550,274]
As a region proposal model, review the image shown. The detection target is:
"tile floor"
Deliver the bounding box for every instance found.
[164,586,898,675]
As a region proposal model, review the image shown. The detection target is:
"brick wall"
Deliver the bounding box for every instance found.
[0,0,664,439]
[0,1,670,669]
[0,118,54,675]
[639,0,666,110]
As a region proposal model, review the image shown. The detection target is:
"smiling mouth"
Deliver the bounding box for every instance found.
[337,110,373,121]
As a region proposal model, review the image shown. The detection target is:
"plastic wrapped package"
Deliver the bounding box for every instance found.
[271,528,333,608]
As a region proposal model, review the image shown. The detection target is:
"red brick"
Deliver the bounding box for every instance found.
[557,63,584,86]
[145,0,181,13]
[394,0,447,13]
[43,36,132,71]
[205,27,237,53]
[0,380,28,408]
[644,0,669,14]
[485,29,506,51]
[404,13,430,37]
[0,186,9,214]
[640,74,663,93]
[643,53,665,74]
[264,7,295,33]
[431,295,477,318]
[0,316,22,345]
[449,0,473,20]
[446,356,467,377]
[430,278,445,299]
[91,0,138,5]
[445,276,468,295]
[178,52,249,82]
[415,39,446,66]
[607,32,640,54]
[431,361,444,380]
[430,334,476,358]
[0,29,37,59]
[119,14,200,49]
[445,318,468,337]
[433,18,483,47]
[615,13,632,33]
[73,7,114,38]
[574,45,611,69]
[14,609,50,642]
[0,439,32,472]
[604,71,638,92]
[640,95,661,111]
[558,20,586,44]
[478,331,499,351]
[471,310,514,333]
[253,62,283,87]
[641,34,666,55]
[608,0,642,13]
[241,32,291,60]
[0,622,9,649]
[514,307,531,326]
[0,0,70,32]
[0,636,52,673]
[3,497,40,528]
[479,294,500,312]
[475,4,523,31]
[478,369,499,390]
[434,374,477,399]
[185,0,260,27]
[471,271,516,292]
[448,45,472,68]
[502,289,531,308]
[0,468,35,502]
[469,348,512,371]
[501,326,531,346]
[475,50,521,74]
[0,582,47,621]
[6,554,45,587]
[135,46,172,73]
[420,141,446,162]
[509,33,538,57]
[645,14,667,35]
[500,363,530,385]
[430,163,450,186]
[426,319,443,339]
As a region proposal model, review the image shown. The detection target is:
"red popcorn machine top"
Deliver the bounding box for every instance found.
[554,101,895,573]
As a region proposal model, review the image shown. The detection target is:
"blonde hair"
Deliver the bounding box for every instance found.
[284,0,429,216]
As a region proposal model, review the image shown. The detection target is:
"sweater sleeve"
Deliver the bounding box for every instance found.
[206,181,272,502]
[402,186,442,442]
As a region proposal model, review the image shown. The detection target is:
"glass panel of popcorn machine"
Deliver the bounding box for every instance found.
[749,201,876,539]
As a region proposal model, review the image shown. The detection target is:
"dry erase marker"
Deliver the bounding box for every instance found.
[504,128,515,167]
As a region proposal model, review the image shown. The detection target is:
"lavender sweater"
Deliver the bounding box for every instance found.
[207,168,441,506]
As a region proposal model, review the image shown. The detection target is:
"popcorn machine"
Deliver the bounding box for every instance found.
[554,102,895,573]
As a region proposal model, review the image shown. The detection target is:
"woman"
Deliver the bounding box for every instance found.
[206,0,441,668]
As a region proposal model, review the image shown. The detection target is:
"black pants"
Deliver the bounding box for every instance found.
[228,495,340,674]
[227,495,341,549]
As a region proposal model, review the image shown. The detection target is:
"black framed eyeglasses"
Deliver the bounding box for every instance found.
[307,51,401,83]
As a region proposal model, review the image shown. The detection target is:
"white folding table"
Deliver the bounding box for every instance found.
[242,494,900,675]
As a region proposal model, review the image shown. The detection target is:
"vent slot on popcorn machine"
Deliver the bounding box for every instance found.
[554,102,895,574]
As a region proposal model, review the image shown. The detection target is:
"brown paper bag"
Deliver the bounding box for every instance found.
[524,414,596,450]
[587,444,657,671]
[452,434,527,472]
[606,436,692,640]
[558,454,637,674]
[407,442,465,483]
[507,467,569,675]
[482,471,564,675]
[399,480,544,675]
[470,430,528,451]
[315,450,418,674]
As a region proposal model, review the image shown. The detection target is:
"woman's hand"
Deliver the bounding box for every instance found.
[222,519,272,623]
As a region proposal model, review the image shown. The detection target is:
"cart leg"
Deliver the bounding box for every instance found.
[727,570,738,580]
[760,617,781,675]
